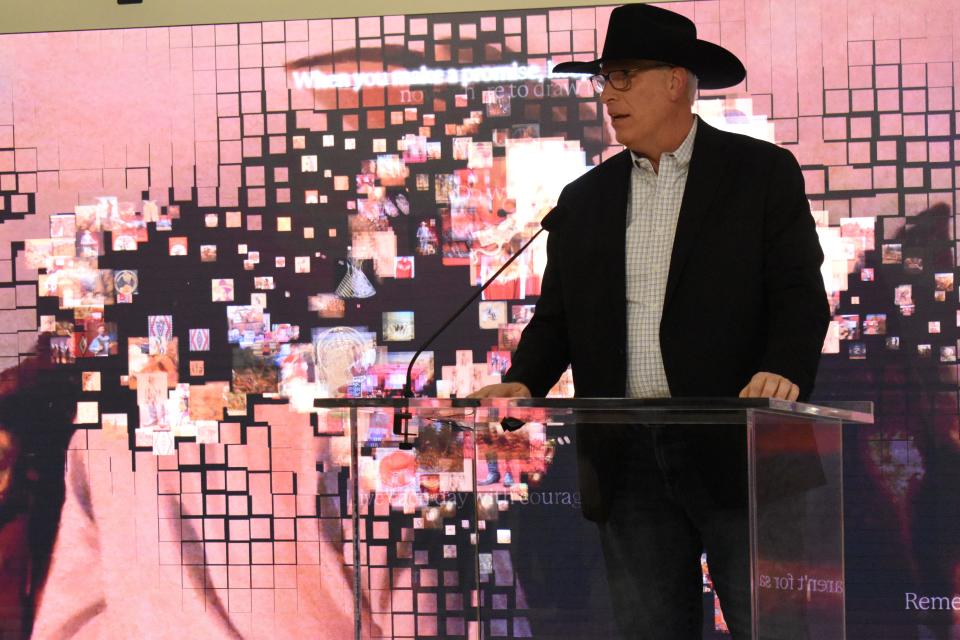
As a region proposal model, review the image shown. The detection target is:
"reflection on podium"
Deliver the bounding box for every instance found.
[315,397,872,639]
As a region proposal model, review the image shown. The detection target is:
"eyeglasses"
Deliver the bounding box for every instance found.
[590,62,674,94]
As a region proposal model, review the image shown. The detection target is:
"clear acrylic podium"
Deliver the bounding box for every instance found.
[314,397,873,639]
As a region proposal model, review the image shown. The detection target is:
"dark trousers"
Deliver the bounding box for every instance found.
[596,425,752,640]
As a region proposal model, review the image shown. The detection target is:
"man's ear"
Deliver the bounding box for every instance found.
[669,67,688,101]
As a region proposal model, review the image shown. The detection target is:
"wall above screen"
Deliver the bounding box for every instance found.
[2,0,638,34]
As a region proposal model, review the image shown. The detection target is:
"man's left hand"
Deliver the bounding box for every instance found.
[738,372,799,401]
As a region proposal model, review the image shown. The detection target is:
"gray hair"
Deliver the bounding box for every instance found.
[686,70,699,105]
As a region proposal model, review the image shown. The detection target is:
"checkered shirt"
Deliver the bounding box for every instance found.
[625,118,698,398]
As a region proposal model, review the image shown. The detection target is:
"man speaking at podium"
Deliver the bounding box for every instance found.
[470,3,830,638]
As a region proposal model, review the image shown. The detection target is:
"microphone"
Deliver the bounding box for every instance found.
[500,416,526,432]
[393,226,547,445]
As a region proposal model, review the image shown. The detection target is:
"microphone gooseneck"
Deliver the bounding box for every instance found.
[393,226,547,444]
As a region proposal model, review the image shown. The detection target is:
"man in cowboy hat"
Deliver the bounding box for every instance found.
[471,3,829,638]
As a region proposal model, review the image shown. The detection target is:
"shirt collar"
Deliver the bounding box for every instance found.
[630,116,698,172]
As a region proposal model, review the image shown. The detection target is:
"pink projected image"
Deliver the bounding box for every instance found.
[0,0,955,638]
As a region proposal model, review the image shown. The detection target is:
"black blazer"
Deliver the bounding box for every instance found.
[503,118,830,519]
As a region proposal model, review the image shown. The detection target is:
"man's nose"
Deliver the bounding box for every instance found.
[600,82,614,103]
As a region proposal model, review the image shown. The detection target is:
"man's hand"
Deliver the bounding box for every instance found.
[467,382,532,399]
[738,372,799,401]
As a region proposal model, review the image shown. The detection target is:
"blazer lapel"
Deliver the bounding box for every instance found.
[596,148,633,275]
[663,118,731,310]
[595,150,632,393]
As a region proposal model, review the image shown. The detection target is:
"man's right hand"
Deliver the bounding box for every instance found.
[467,382,531,398]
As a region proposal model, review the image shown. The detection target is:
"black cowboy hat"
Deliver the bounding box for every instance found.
[552,3,745,89]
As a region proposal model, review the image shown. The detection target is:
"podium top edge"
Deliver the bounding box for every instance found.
[312,397,874,424]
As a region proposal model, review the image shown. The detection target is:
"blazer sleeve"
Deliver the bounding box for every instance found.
[502,203,572,397]
[758,146,830,400]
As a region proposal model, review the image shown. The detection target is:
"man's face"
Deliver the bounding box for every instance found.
[599,59,678,153]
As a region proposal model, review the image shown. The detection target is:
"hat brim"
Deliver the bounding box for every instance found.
[551,39,746,90]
